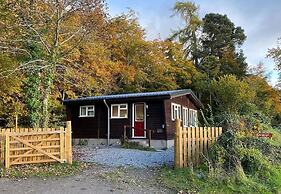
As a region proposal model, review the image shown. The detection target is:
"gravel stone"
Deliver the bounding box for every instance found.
[74,146,174,168]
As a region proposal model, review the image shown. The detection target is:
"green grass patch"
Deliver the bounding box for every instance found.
[0,161,87,178]
[160,165,281,194]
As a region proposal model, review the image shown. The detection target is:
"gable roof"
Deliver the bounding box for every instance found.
[63,89,203,108]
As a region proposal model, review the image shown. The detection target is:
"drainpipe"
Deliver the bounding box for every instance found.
[103,99,110,145]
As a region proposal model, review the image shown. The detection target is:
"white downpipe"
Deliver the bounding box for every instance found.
[103,99,110,145]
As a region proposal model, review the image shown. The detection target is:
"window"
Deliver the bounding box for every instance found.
[79,105,95,117]
[183,107,188,127]
[189,109,198,127]
[171,103,181,121]
[111,104,128,118]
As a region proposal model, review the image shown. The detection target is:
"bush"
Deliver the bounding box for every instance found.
[160,128,281,193]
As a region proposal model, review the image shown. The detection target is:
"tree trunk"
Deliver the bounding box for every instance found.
[42,79,51,128]
[42,68,54,128]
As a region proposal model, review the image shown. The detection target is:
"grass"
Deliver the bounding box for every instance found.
[0,161,87,178]
[121,141,156,151]
[160,165,281,194]
[159,128,281,194]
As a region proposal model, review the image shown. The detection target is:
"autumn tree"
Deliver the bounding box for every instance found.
[0,0,106,127]
[0,54,24,127]
[170,1,202,66]
[106,13,179,93]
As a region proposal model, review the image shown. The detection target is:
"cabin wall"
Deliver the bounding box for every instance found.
[66,100,166,140]
[67,102,108,139]
[146,101,166,140]
[164,95,199,140]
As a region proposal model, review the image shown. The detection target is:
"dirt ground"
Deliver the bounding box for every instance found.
[0,164,173,194]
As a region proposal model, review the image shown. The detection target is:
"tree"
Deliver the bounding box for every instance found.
[211,75,255,114]
[0,54,24,127]
[268,38,281,70]
[170,1,203,66]
[163,41,199,89]
[201,13,247,77]
[0,0,106,127]
[106,12,179,93]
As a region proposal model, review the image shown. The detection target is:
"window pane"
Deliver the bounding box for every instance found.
[87,106,94,111]
[183,110,186,126]
[112,106,118,117]
[135,104,144,120]
[120,109,128,118]
[173,105,176,120]
[186,109,189,126]
[80,107,87,116]
[88,110,95,116]
[189,110,192,126]
[120,104,127,109]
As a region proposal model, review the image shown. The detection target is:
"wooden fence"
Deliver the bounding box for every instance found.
[0,121,72,168]
[174,119,222,168]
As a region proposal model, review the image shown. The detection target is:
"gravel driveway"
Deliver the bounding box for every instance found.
[74,146,174,168]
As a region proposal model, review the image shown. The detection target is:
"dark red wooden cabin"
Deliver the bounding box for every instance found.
[63,89,203,149]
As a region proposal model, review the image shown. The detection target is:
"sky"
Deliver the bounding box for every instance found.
[106,0,281,86]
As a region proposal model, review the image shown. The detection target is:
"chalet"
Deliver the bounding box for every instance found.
[63,89,203,149]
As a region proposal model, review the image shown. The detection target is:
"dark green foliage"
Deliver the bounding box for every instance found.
[25,72,42,127]
[121,136,155,151]
[200,13,247,77]
[202,13,246,56]
[23,42,46,127]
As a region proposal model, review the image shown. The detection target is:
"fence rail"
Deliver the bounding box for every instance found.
[174,119,222,168]
[0,121,72,168]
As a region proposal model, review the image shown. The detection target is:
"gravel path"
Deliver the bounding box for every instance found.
[74,146,174,168]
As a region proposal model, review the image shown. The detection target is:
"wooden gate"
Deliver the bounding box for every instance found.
[174,119,222,168]
[0,121,72,168]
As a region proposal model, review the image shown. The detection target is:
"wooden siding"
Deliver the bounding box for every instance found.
[66,100,166,140]
[146,101,166,140]
[164,94,199,140]
[67,102,108,139]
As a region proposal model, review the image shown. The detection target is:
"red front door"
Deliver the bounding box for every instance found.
[133,103,145,137]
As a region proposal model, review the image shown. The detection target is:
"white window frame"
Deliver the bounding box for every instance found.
[189,109,198,127]
[79,105,95,117]
[111,103,128,119]
[183,107,189,127]
[171,103,181,121]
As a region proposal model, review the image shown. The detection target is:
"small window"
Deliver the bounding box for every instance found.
[111,104,128,119]
[183,107,188,127]
[171,103,181,121]
[189,109,198,127]
[79,105,95,117]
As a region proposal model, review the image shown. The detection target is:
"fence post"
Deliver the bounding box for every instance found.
[0,130,4,164]
[5,132,10,168]
[148,129,152,147]
[174,119,182,168]
[65,121,72,165]
[123,125,127,140]
[15,115,18,131]
[60,127,65,163]
[183,126,187,167]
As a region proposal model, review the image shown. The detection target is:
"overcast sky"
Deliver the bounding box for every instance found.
[107,0,281,86]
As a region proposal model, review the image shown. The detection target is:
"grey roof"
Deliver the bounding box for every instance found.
[63,89,203,108]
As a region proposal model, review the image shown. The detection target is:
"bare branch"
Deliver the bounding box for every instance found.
[0,59,49,78]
